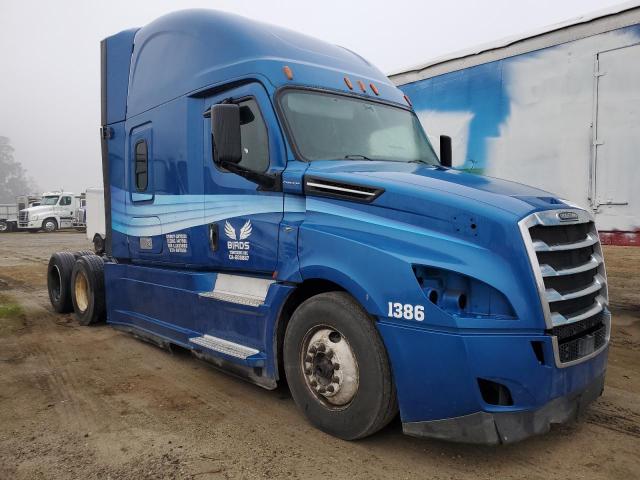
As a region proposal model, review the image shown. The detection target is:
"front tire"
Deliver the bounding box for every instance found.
[71,255,105,326]
[284,292,397,440]
[42,218,58,233]
[0,221,8,233]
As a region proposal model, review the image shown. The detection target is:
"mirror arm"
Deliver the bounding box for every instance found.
[221,161,282,192]
[203,98,236,118]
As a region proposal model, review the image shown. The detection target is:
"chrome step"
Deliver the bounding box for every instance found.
[199,291,264,307]
[189,334,259,360]
[198,273,274,307]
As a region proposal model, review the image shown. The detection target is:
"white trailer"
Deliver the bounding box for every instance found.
[0,205,18,232]
[390,2,640,245]
[0,195,41,232]
[85,187,106,252]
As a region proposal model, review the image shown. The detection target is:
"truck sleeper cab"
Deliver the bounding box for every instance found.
[47,9,610,444]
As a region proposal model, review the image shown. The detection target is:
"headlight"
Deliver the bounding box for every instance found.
[30,214,39,221]
[413,265,516,319]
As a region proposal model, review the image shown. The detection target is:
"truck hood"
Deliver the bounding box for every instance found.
[21,205,54,215]
[304,160,571,221]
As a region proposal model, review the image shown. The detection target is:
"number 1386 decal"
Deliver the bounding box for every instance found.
[387,302,425,321]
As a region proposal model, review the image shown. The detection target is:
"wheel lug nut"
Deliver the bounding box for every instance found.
[326,385,334,393]
[309,346,317,354]
[333,363,340,370]
[332,376,339,383]
[325,349,334,359]
[304,368,312,375]
[305,355,312,363]
[317,344,326,353]
[310,380,317,387]
[318,386,326,393]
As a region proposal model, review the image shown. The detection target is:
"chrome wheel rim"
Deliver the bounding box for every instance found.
[44,221,56,232]
[301,326,359,408]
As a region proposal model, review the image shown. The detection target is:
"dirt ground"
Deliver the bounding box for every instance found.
[0,232,638,480]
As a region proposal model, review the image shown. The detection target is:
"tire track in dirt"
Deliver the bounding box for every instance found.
[586,399,640,439]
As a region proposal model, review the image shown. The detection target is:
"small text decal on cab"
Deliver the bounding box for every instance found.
[387,302,425,321]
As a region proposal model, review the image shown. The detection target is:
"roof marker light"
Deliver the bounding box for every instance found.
[283,66,293,80]
[404,94,413,107]
[357,80,366,92]
[344,77,353,90]
[369,83,379,95]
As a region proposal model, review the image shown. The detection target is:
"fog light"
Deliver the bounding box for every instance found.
[478,378,513,406]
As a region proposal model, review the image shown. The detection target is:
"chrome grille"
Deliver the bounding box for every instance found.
[18,211,28,224]
[519,209,610,368]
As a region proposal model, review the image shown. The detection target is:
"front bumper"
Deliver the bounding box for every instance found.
[19,220,40,229]
[403,372,604,444]
[377,320,608,444]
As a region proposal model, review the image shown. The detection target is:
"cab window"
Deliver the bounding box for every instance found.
[59,196,72,206]
[237,99,269,172]
[135,140,149,191]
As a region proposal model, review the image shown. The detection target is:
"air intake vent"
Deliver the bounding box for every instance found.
[304,176,384,203]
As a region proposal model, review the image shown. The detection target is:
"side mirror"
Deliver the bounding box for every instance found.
[211,104,242,165]
[439,135,452,168]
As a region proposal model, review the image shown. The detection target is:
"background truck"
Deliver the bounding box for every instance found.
[72,193,87,231]
[0,195,41,232]
[47,9,610,445]
[18,191,83,233]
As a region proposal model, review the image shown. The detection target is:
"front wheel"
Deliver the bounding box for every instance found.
[284,292,397,440]
[42,218,58,233]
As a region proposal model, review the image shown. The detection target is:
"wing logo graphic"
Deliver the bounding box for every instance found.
[224,220,252,262]
[224,220,236,240]
[224,220,252,240]
[239,220,252,240]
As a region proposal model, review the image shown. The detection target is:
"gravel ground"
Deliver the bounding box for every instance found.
[0,231,638,479]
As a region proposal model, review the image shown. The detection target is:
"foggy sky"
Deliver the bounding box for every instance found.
[0,0,625,194]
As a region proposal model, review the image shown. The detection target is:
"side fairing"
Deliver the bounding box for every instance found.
[106,121,128,258]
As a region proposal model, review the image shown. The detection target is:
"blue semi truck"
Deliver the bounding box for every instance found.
[47,10,610,444]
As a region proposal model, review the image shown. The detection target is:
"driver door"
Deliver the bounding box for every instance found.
[202,82,286,273]
[57,195,74,228]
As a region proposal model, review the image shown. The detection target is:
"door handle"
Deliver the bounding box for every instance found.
[209,223,218,252]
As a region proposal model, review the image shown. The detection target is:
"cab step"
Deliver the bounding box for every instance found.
[198,273,274,307]
[188,334,261,361]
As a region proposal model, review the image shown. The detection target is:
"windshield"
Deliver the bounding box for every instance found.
[41,196,59,205]
[279,90,439,165]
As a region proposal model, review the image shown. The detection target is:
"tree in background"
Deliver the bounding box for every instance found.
[0,136,38,203]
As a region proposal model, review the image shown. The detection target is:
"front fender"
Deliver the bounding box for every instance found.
[298,198,544,331]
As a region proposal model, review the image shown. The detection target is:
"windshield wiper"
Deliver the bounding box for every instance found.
[344,154,373,160]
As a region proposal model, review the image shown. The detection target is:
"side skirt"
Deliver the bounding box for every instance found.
[112,323,278,390]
